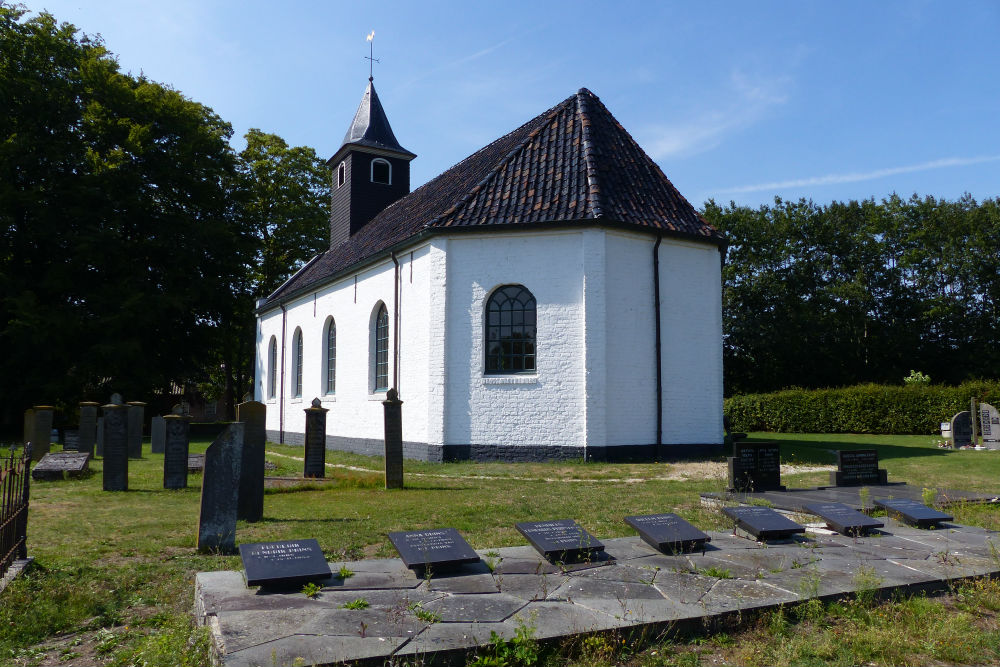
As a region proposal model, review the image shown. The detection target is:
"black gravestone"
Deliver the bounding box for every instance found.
[723,506,805,541]
[197,423,244,553]
[163,415,190,489]
[388,528,480,574]
[303,398,328,478]
[728,442,784,492]
[515,519,605,562]
[63,430,80,452]
[950,411,973,447]
[102,404,129,491]
[239,539,332,587]
[830,449,888,486]
[804,502,884,536]
[236,401,266,521]
[874,498,953,528]
[624,513,710,553]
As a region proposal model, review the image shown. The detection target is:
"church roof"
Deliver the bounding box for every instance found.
[334,79,415,160]
[263,87,724,309]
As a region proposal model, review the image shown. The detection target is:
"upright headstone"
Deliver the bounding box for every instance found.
[163,414,190,489]
[383,388,404,489]
[980,402,1000,450]
[236,400,266,522]
[96,416,105,457]
[150,416,166,454]
[78,402,99,455]
[303,398,328,479]
[197,423,244,553]
[63,430,80,451]
[950,411,973,447]
[126,401,146,458]
[30,406,55,461]
[728,442,784,492]
[102,401,129,491]
[829,449,888,486]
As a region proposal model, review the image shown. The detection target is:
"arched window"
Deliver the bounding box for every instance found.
[485,285,536,374]
[337,161,346,188]
[324,317,336,395]
[371,158,391,185]
[373,303,389,391]
[268,336,277,399]
[292,327,303,398]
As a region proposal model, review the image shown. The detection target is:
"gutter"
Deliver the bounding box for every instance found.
[653,236,662,449]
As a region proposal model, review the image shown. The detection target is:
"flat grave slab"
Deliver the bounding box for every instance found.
[723,506,805,541]
[804,501,884,536]
[239,539,332,588]
[31,451,90,480]
[625,513,710,554]
[388,528,480,574]
[875,498,953,528]
[515,519,605,562]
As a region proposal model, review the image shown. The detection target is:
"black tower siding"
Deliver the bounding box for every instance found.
[329,151,411,247]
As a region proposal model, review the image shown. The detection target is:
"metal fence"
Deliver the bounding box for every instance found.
[1,444,31,581]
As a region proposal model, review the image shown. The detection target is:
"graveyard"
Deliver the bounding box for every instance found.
[3,429,1000,666]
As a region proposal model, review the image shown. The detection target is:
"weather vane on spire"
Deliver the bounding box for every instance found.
[365,30,378,81]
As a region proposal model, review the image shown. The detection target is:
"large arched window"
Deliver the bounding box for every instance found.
[292,327,303,398]
[485,285,536,374]
[268,336,277,399]
[371,158,391,185]
[323,317,336,395]
[373,303,389,391]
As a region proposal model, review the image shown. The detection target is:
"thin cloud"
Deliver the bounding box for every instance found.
[718,155,1000,194]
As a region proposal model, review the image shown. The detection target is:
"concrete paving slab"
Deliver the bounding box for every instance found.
[549,576,667,602]
[602,536,669,561]
[222,633,407,667]
[511,600,631,636]
[425,572,500,594]
[393,620,519,656]
[699,578,799,613]
[491,557,562,575]
[570,596,704,624]
[319,570,423,591]
[493,573,567,600]
[422,592,529,622]
[652,571,719,605]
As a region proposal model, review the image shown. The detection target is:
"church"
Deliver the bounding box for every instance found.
[254,78,726,462]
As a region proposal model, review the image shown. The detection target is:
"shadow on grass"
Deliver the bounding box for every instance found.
[252,517,362,524]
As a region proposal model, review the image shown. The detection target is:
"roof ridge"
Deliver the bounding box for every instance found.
[424,93,579,228]
[576,88,604,219]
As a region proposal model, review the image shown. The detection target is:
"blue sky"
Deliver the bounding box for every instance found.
[18,1,1000,209]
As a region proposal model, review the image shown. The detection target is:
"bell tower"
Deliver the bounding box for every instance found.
[328,78,415,247]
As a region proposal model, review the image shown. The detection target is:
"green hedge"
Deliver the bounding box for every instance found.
[724,381,1000,435]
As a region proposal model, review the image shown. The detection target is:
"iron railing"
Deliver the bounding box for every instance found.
[0,444,31,580]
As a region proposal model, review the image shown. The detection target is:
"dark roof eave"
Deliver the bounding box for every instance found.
[256,218,726,316]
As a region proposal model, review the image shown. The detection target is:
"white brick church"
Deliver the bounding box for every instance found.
[254,80,726,461]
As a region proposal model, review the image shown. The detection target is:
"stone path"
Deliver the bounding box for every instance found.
[195,518,1000,667]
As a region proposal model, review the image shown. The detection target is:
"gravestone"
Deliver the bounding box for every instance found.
[102,402,129,491]
[150,416,166,454]
[96,417,105,457]
[728,442,784,492]
[875,498,953,528]
[980,402,1000,450]
[303,398,328,478]
[78,402,99,455]
[236,400,266,522]
[624,513,710,553]
[723,506,805,541]
[388,528,480,574]
[383,388,404,489]
[31,451,90,481]
[163,415,190,489]
[950,411,973,447]
[239,539,332,588]
[126,401,146,458]
[829,449,888,486]
[515,519,605,562]
[63,430,80,451]
[188,453,205,473]
[197,422,244,553]
[29,406,54,461]
[804,502,884,536]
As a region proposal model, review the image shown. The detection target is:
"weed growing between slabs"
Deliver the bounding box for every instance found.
[1,433,999,666]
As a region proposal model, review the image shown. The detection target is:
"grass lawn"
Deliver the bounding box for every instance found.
[1,433,999,666]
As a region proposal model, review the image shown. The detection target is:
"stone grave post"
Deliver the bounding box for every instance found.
[126,401,146,458]
[383,388,404,489]
[197,422,244,553]
[236,400,266,522]
[30,406,54,462]
[96,417,105,457]
[102,400,129,491]
[150,416,166,454]
[303,398,328,478]
[980,402,1000,450]
[78,402,99,455]
[163,414,190,489]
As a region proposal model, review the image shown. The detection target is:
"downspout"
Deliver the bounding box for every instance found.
[391,252,401,393]
[279,304,287,444]
[653,237,663,450]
